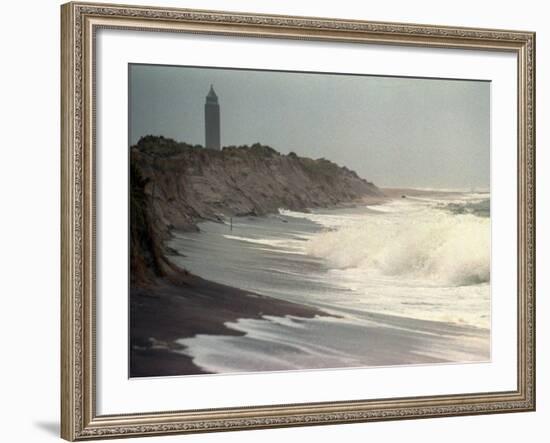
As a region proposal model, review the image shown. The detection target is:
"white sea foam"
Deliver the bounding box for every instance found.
[306,211,489,287]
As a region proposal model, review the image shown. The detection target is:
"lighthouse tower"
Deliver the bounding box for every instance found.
[204,85,221,150]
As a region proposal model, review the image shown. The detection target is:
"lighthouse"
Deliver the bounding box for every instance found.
[204,85,221,150]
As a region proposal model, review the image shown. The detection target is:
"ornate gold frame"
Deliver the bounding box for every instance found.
[61,2,536,440]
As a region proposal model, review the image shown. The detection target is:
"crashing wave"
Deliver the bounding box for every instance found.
[304,210,490,287]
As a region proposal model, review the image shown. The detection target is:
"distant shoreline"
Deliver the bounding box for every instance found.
[381,187,489,198]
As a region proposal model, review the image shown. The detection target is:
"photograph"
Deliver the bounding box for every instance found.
[56,2,536,440]
[129,64,491,377]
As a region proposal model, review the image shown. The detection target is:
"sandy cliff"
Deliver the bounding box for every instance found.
[131,135,383,233]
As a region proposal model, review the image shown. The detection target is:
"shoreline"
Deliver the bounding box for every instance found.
[130,185,489,377]
[130,273,326,377]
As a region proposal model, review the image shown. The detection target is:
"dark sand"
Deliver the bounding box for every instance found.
[130,274,325,377]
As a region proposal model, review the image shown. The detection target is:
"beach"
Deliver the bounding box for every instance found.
[131,190,490,377]
[130,274,325,377]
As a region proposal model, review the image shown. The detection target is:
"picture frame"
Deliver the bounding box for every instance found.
[61,1,536,440]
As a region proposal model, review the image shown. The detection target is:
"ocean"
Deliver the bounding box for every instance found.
[167,191,491,374]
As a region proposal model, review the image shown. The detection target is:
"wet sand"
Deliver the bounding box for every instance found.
[130,274,325,377]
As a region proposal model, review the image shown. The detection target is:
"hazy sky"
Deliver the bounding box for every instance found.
[129,64,490,189]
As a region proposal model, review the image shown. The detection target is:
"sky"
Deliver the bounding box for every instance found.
[129,64,490,190]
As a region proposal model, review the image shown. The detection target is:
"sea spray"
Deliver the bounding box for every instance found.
[305,210,489,287]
